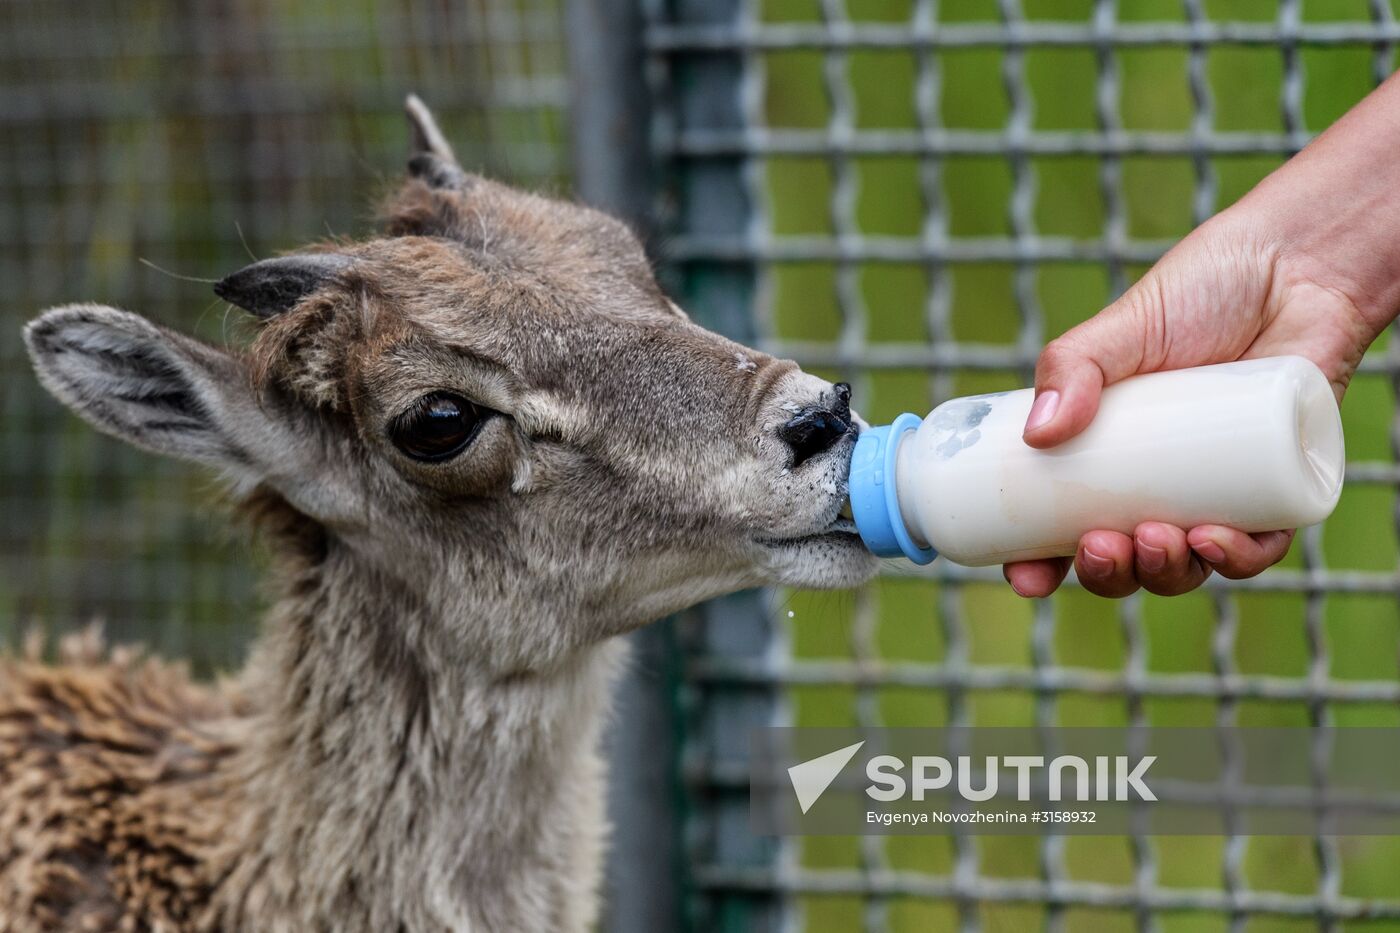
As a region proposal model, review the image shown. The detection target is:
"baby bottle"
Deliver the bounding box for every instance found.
[847,356,1345,567]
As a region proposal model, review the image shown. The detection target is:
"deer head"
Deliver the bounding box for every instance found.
[24,97,876,673]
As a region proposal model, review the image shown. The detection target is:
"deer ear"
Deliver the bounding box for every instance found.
[404,94,467,190]
[214,254,353,319]
[24,305,284,478]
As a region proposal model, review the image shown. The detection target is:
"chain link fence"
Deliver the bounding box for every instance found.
[639,0,1400,930]
[0,0,569,671]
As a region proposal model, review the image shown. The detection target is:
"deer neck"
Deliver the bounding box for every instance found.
[214,533,625,932]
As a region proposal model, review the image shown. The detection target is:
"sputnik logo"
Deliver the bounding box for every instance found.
[787,741,865,814]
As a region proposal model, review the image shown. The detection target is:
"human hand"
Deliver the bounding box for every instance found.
[1004,72,1400,599]
[1003,211,1375,599]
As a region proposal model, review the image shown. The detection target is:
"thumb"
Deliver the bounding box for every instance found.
[1022,286,1159,449]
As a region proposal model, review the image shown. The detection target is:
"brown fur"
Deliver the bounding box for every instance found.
[0,632,241,932]
[9,98,875,931]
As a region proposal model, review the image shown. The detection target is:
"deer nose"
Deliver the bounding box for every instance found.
[778,383,853,469]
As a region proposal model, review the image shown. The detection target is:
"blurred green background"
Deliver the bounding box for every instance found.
[3,0,1400,931]
[0,0,568,662]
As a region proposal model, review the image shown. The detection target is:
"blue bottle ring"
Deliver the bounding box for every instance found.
[848,412,937,565]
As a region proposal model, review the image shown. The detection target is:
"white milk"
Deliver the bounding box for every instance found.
[847,356,1345,567]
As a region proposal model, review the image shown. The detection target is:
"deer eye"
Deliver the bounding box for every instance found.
[390,392,486,462]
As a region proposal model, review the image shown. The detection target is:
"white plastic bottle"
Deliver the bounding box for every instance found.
[847,356,1345,567]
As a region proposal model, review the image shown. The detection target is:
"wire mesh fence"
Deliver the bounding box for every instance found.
[641,0,1400,930]
[9,1,1400,931]
[0,0,570,672]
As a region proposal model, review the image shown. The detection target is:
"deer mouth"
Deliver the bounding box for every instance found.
[810,510,862,540]
[823,500,858,536]
[755,502,864,548]
[750,498,879,589]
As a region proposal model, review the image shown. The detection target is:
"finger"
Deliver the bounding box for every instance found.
[1133,522,1212,596]
[1073,530,1139,598]
[1187,525,1295,579]
[1004,557,1071,599]
[1023,283,1162,449]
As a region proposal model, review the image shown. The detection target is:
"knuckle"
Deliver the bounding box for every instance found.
[1035,340,1076,382]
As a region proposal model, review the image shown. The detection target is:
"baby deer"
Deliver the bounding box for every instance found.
[3,97,874,932]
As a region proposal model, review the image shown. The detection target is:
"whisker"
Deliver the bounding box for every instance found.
[234,221,260,263]
[138,258,220,284]
[191,295,228,337]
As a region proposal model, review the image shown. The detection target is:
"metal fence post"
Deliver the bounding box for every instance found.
[566,2,683,931]
[566,0,655,235]
[641,0,791,928]
[568,0,787,928]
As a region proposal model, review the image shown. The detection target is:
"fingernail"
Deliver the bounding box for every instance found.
[1138,542,1166,573]
[1024,390,1060,434]
[1193,540,1225,564]
[1081,548,1114,578]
